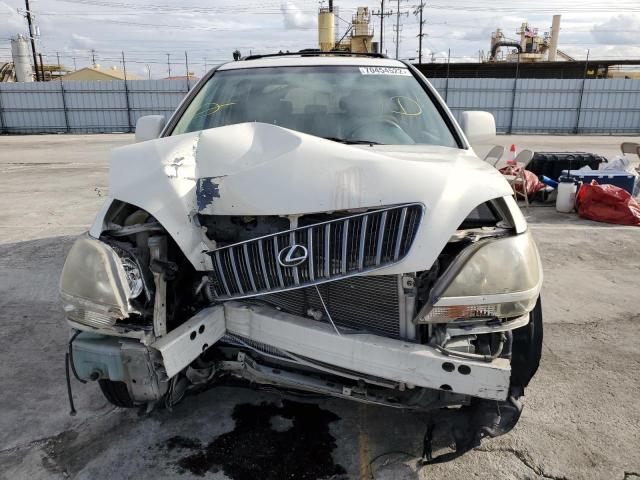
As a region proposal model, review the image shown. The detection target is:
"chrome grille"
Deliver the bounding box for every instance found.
[205,203,423,300]
[257,275,401,338]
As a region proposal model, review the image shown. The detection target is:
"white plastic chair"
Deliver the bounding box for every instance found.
[502,149,535,208]
[620,143,640,176]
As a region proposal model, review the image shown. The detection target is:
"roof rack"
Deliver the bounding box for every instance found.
[242,50,388,61]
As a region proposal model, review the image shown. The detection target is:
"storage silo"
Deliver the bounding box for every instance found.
[318,1,335,52]
[11,34,34,82]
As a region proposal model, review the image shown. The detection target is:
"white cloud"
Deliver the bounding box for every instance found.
[461,24,498,42]
[591,14,639,45]
[2,0,637,76]
[0,1,26,38]
[70,33,94,50]
[280,2,315,30]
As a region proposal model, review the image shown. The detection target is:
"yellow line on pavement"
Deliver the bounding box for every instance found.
[358,404,371,480]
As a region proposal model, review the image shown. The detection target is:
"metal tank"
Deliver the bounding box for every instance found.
[318,7,336,52]
[11,34,34,82]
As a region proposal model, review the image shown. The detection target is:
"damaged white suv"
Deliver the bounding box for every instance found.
[60,53,543,461]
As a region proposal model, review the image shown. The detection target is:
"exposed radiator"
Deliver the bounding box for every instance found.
[256,275,402,338]
[205,203,423,301]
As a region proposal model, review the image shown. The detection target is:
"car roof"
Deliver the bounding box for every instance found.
[218,55,408,71]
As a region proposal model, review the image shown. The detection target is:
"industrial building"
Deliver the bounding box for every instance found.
[3,4,640,82]
[415,59,640,79]
[318,2,377,54]
[61,65,141,81]
[488,15,570,63]
[1,34,34,82]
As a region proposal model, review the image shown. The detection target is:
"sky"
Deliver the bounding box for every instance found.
[1,0,639,78]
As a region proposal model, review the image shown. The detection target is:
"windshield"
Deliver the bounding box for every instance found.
[171,65,458,147]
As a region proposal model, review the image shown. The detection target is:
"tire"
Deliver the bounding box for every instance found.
[98,379,135,408]
[510,296,544,389]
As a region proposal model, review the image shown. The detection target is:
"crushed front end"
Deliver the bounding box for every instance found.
[59,124,543,461]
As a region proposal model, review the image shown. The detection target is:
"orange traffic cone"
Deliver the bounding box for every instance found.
[507,144,517,164]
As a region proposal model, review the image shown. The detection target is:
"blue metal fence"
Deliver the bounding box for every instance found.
[429,78,640,134]
[0,79,190,134]
[0,77,638,134]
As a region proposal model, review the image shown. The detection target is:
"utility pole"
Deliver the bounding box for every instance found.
[121,51,127,81]
[372,1,392,54]
[381,0,385,51]
[414,0,425,64]
[72,57,77,71]
[38,52,45,81]
[122,51,133,132]
[184,51,190,90]
[91,49,96,66]
[166,53,171,78]
[395,0,401,59]
[393,0,408,59]
[24,0,40,81]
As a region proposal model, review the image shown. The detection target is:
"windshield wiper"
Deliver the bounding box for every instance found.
[321,137,381,145]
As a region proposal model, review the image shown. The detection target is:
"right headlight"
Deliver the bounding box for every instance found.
[59,235,134,328]
[418,231,542,323]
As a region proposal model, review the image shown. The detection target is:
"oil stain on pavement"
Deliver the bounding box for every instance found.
[159,399,346,479]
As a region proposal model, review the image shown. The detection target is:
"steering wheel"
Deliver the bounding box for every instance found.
[347,117,414,144]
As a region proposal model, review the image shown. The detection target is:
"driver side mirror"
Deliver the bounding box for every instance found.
[460,111,496,145]
[135,115,166,143]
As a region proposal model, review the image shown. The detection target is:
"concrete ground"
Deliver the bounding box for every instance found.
[0,134,639,480]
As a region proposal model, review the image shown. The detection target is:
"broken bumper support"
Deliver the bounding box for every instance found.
[151,301,511,401]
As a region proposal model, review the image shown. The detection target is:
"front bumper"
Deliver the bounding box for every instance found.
[148,301,512,401]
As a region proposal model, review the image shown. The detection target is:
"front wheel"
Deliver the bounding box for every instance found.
[511,296,544,389]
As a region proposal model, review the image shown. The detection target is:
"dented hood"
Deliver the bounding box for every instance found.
[107,123,515,271]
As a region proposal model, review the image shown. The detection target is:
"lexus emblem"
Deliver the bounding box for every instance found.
[278,244,308,267]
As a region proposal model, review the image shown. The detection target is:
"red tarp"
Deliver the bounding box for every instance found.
[576,181,640,226]
[499,164,546,195]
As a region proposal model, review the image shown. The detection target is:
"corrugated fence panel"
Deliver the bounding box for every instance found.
[129,79,191,126]
[0,81,67,132]
[424,77,640,134]
[437,78,517,132]
[0,77,639,135]
[511,78,582,134]
[579,79,640,134]
[64,80,129,133]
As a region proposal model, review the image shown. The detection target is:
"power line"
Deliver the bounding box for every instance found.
[426,3,640,12]
[69,17,318,31]
[54,0,322,14]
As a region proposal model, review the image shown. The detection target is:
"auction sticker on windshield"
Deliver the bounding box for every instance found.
[359,66,411,76]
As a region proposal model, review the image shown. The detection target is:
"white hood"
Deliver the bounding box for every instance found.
[104,123,515,272]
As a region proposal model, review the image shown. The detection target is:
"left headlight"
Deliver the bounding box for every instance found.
[59,235,133,328]
[418,231,542,323]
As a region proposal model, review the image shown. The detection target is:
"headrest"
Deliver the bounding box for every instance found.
[339,91,380,116]
[304,104,328,115]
